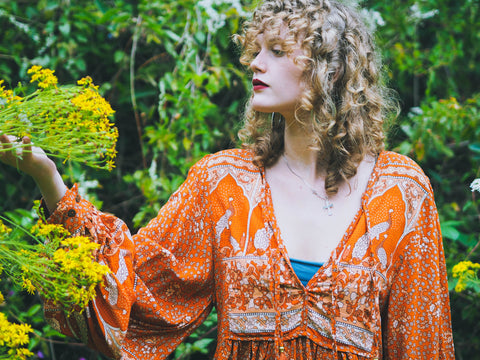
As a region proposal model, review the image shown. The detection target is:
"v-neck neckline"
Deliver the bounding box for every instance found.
[261,151,385,289]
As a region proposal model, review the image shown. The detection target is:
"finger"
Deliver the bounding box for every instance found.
[22,136,32,152]
[0,134,15,165]
[0,134,20,148]
[0,134,13,151]
[21,136,40,160]
[0,134,18,142]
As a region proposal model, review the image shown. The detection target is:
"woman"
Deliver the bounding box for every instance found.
[0,0,454,359]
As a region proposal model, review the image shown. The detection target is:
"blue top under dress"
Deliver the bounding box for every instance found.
[290,258,324,286]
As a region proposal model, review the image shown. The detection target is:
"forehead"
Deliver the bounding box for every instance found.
[255,23,299,45]
[255,32,283,45]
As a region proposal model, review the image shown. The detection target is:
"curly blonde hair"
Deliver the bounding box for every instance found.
[237,0,398,195]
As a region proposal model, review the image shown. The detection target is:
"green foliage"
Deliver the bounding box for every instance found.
[172,310,218,360]
[393,93,480,359]
[368,0,480,106]
[397,95,480,166]
[123,0,249,226]
[0,0,249,358]
[393,94,480,253]
[370,3,480,354]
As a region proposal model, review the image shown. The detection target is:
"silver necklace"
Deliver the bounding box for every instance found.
[282,154,333,216]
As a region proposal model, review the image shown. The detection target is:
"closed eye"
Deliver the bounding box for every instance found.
[271,48,285,57]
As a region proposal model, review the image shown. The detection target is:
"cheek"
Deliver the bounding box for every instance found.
[289,77,306,98]
[286,65,305,91]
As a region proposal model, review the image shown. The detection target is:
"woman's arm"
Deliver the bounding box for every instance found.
[43,158,215,359]
[0,135,67,212]
[1,134,216,359]
[382,193,454,359]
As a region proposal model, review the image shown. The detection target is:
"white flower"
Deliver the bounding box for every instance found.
[198,0,247,33]
[408,106,423,118]
[409,3,439,21]
[360,9,385,31]
[470,178,480,192]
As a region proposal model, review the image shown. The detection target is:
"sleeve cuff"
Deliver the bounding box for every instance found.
[45,184,90,234]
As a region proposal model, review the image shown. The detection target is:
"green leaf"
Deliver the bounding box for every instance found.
[26,303,42,317]
[468,142,480,153]
[440,221,461,241]
[59,22,71,36]
[182,137,192,150]
[192,338,215,353]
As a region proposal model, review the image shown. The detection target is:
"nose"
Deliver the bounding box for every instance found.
[250,51,266,73]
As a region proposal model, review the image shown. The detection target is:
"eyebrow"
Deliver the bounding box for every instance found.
[267,35,284,43]
[251,33,286,49]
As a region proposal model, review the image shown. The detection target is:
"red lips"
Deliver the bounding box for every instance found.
[252,78,268,91]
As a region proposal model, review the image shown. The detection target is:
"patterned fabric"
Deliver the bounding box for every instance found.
[44,149,455,360]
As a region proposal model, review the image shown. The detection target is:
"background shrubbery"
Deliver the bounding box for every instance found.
[0,0,479,358]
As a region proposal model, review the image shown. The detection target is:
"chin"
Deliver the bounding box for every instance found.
[251,103,274,114]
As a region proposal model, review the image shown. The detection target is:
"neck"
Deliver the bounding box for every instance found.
[283,118,325,182]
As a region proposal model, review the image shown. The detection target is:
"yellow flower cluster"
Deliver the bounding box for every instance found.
[1,215,111,315]
[71,87,115,118]
[0,312,33,360]
[69,77,119,167]
[0,66,118,170]
[21,275,36,295]
[51,235,110,310]
[27,65,58,89]
[77,76,98,89]
[0,219,11,235]
[0,265,3,305]
[30,221,69,238]
[0,80,22,105]
[452,260,480,292]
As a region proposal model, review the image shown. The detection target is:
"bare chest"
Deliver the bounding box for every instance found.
[270,188,363,262]
[265,158,375,263]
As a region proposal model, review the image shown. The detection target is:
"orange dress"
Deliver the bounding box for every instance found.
[44,149,455,359]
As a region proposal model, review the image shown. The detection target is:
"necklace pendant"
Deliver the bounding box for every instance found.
[282,154,334,216]
[324,199,333,216]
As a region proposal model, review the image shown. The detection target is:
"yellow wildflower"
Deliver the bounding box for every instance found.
[47,235,110,311]
[452,261,480,278]
[77,76,99,90]
[27,65,58,89]
[0,80,22,104]
[455,278,467,293]
[21,276,36,295]
[9,347,35,360]
[31,221,70,237]
[0,312,33,358]
[452,260,480,293]
[0,219,12,235]
[1,68,118,170]
[53,248,76,271]
[71,87,115,118]
[26,65,42,74]
[106,159,117,170]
